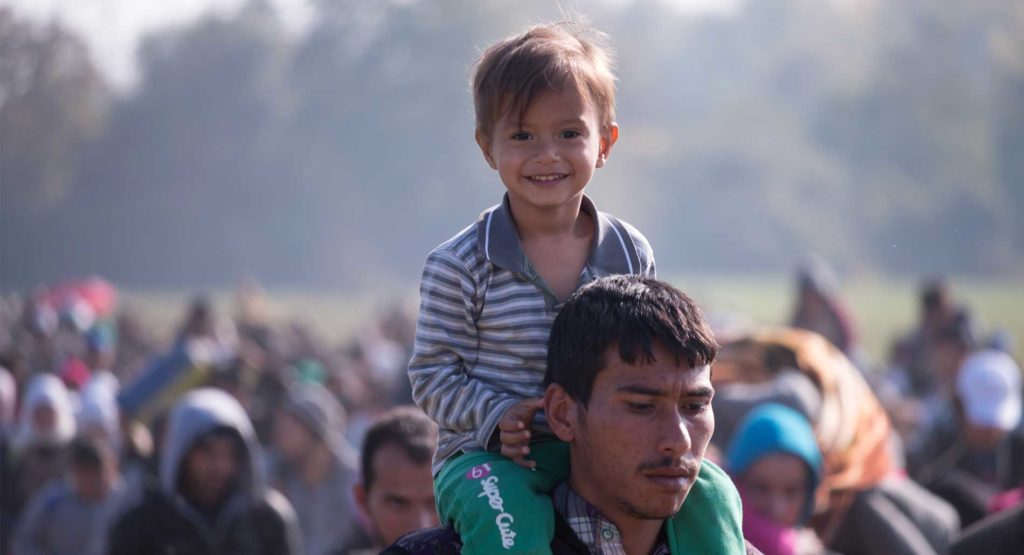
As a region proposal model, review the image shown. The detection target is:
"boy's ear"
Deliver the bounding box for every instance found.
[596,122,619,169]
[544,383,578,442]
[476,129,497,170]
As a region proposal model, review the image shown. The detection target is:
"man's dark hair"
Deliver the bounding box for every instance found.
[361,406,437,490]
[545,275,718,406]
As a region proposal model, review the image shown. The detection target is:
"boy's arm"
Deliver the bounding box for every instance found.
[408,249,519,449]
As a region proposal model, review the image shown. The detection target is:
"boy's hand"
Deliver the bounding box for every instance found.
[498,397,544,469]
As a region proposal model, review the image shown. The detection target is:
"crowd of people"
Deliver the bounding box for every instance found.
[0,268,1017,555]
[1,16,1021,555]
[0,278,438,554]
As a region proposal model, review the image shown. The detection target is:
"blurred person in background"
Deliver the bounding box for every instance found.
[9,373,77,517]
[789,257,859,361]
[890,279,972,399]
[886,314,977,449]
[339,406,439,554]
[0,366,19,553]
[909,349,1024,528]
[117,296,232,429]
[11,436,124,555]
[713,329,960,555]
[108,388,302,555]
[726,404,830,555]
[269,383,359,555]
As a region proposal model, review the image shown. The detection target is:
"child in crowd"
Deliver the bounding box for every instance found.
[408,20,743,554]
[11,436,124,555]
[727,403,828,555]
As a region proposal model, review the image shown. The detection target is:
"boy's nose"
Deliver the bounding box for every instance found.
[533,140,560,163]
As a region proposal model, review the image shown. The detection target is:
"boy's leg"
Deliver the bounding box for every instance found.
[666,459,746,555]
[435,441,569,555]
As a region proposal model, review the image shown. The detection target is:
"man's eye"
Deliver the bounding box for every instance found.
[511,132,530,140]
[626,402,654,412]
[560,130,581,139]
[683,402,709,414]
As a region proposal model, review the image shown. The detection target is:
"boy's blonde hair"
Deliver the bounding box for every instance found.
[471,22,617,138]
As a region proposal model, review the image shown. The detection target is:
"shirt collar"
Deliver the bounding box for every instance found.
[551,483,670,555]
[476,194,638,277]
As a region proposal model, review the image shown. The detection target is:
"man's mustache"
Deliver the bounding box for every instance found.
[636,457,699,476]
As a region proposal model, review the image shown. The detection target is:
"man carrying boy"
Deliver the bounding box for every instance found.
[397,276,751,554]
[409,22,743,554]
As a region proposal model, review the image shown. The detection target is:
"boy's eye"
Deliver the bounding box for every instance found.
[626,401,655,412]
[560,130,581,139]
[510,132,531,141]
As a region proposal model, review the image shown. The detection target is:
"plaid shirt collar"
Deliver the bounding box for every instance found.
[551,483,670,555]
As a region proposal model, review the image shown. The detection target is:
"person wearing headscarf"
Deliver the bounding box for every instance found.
[107,388,302,555]
[10,373,77,517]
[727,404,828,555]
[268,383,359,555]
[713,329,960,555]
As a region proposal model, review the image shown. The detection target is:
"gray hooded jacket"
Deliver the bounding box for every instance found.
[109,388,303,555]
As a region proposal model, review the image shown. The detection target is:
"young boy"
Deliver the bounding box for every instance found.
[409,21,743,554]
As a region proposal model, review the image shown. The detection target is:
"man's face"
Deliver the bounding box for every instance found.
[182,433,242,507]
[553,342,714,525]
[356,443,438,546]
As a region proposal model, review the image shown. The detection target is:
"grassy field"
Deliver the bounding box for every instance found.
[119,275,1023,368]
[667,275,1024,367]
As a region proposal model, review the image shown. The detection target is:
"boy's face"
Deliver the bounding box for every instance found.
[476,88,617,215]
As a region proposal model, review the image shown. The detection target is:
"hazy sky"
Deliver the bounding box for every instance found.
[1,0,741,90]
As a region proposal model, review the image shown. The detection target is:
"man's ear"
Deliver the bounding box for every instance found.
[596,122,619,169]
[544,383,579,442]
[476,129,497,170]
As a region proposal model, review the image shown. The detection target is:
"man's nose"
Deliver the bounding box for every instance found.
[658,408,692,456]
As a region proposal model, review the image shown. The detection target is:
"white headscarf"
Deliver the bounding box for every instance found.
[15,373,76,451]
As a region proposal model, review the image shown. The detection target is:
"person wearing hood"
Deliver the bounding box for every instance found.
[10,373,77,515]
[269,383,359,555]
[727,404,830,555]
[107,387,302,555]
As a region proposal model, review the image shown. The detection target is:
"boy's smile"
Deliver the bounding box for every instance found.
[477,87,618,216]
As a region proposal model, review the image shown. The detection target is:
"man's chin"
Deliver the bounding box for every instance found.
[618,495,686,521]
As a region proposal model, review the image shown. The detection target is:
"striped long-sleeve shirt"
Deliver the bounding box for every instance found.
[409,194,656,473]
